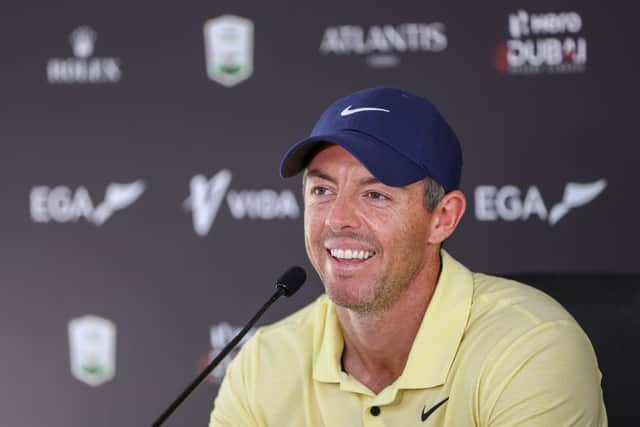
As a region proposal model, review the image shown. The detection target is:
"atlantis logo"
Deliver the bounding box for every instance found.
[475,179,606,225]
[30,181,145,225]
[47,26,122,84]
[320,22,447,68]
[495,10,587,74]
[184,169,300,236]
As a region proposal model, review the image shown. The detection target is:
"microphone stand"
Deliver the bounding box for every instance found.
[151,286,287,427]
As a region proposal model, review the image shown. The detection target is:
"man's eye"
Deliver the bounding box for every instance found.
[367,191,387,200]
[312,186,328,196]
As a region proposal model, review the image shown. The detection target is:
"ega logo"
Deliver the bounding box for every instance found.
[475,179,606,225]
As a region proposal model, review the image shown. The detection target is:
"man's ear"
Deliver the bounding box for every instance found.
[428,190,466,244]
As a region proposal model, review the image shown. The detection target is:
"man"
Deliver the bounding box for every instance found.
[210,87,607,426]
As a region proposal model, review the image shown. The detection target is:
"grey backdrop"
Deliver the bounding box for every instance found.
[1,0,637,425]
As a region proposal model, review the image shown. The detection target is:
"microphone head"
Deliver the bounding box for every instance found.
[275,266,306,297]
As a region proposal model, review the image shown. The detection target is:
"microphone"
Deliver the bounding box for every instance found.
[151,266,307,427]
[276,265,306,296]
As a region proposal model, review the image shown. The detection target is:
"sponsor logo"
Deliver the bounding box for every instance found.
[184,169,300,236]
[198,322,257,384]
[203,15,254,87]
[320,22,447,68]
[30,180,145,225]
[495,10,587,74]
[68,315,116,387]
[47,26,122,84]
[340,105,391,116]
[475,179,606,225]
[421,397,449,422]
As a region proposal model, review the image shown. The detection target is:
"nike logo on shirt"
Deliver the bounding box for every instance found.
[340,105,391,116]
[421,397,449,422]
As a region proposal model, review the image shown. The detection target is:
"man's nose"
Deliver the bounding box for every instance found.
[325,193,361,231]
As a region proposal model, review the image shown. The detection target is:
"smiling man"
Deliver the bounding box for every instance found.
[209,87,607,426]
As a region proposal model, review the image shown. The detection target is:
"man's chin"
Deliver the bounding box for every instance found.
[328,295,379,314]
[325,283,375,312]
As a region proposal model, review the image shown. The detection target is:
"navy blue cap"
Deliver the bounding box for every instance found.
[279,87,462,192]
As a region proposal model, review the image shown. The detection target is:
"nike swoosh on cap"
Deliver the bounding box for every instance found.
[340,105,391,116]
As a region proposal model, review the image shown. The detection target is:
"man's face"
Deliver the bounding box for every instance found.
[303,145,435,314]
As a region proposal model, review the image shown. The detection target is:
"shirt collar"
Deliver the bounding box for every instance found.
[312,249,474,390]
[312,296,344,383]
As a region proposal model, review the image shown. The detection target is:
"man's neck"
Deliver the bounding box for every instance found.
[335,250,442,394]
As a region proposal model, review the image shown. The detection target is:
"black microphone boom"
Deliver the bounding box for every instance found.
[151,266,306,427]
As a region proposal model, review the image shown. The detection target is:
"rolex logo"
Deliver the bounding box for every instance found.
[48,25,122,84]
[69,26,96,58]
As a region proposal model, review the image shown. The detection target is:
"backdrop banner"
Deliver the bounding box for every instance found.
[1,0,636,425]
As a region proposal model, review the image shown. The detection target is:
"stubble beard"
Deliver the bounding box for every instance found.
[305,228,424,315]
[314,249,422,315]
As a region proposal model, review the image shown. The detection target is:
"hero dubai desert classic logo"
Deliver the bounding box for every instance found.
[30,180,145,225]
[495,10,587,74]
[203,15,254,87]
[47,26,122,84]
[183,169,300,236]
[475,179,606,225]
[320,22,447,68]
[68,315,116,387]
[198,323,257,384]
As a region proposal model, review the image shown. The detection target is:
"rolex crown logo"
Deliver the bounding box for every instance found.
[69,26,96,58]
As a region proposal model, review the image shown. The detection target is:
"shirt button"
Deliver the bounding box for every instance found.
[370,406,381,416]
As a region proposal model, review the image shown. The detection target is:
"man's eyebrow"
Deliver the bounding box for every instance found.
[360,176,410,191]
[359,176,380,186]
[306,170,402,189]
[305,169,336,184]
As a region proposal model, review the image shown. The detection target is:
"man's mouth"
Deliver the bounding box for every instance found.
[327,248,376,261]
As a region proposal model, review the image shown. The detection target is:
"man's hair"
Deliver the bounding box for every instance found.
[302,170,445,213]
[423,177,445,212]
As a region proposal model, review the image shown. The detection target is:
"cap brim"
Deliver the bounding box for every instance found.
[279,130,427,187]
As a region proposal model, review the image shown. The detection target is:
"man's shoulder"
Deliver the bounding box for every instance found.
[461,271,593,366]
[470,272,576,325]
[247,294,329,360]
[451,271,597,383]
[262,293,328,330]
[459,273,606,426]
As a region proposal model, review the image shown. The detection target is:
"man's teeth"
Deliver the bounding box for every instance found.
[329,249,374,260]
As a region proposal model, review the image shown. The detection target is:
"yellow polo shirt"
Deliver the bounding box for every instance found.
[210,251,607,426]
